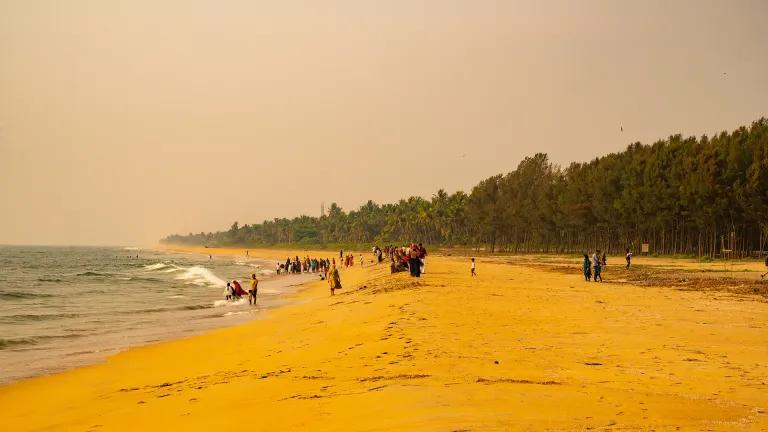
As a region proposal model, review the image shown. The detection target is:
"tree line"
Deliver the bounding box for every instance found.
[162,118,768,257]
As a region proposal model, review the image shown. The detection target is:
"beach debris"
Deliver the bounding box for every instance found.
[359,374,430,382]
[476,377,561,385]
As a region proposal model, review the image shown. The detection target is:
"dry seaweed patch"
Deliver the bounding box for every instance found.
[358,374,431,382]
[535,264,768,299]
[349,273,426,295]
[476,377,562,386]
[622,267,768,298]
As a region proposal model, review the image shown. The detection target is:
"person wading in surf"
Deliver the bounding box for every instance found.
[249,274,259,305]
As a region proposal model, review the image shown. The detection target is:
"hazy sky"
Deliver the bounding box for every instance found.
[1,0,766,246]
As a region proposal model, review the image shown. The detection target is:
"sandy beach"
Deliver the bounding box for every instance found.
[1,246,766,431]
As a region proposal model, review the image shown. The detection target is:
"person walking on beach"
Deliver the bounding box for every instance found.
[592,250,603,282]
[418,243,427,274]
[328,264,342,295]
[625,248,633,270]
[471,257,477,277]
[601,251,607,266]
[249,274,259,305]
[408,244,421,277]
[359,254,364,268]
[761,254,768,279]
[583,254,592,281]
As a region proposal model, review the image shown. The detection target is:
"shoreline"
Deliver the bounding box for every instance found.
[1,248,767,430]
[0,246,320,385]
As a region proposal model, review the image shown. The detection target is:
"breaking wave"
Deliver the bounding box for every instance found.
[174,266,226,287]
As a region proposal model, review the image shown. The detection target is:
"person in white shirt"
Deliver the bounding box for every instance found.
[592,250,603,282]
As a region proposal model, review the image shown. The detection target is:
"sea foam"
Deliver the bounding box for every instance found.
[174,266,226,287]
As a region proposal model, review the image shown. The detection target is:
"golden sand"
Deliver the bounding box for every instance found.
[0,247,766,431]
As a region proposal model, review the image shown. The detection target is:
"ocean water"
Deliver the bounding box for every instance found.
[0,246,315,384]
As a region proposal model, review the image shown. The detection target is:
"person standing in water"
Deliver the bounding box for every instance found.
[232,280,246,299]
[249,274,259,305]
[328,264,342,295]
[225,282,233,300]
[471,257,477,277]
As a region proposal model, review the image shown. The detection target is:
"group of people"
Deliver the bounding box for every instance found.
[372,246,385,264]
[383,243,427,277]
[582,248,633,282]
[224,274,259,305]
[277,256,331,275]
[340,252,364,268]
[582,250,606,282]
[272,254,343,296]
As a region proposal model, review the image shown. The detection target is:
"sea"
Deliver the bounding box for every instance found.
[0,245,315,384]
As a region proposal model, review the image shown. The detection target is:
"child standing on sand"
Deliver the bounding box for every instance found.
[471,257,477,277]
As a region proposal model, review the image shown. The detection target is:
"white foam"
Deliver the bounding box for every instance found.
[213,298,247,307]
[174,266,226,288]
[123,247,141,251]
[143,263,168,271]
[223,311,249,317]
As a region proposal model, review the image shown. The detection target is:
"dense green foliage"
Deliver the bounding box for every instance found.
[163,119,768,256]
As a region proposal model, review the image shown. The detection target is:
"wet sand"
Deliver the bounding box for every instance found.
[0,247,766,431]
